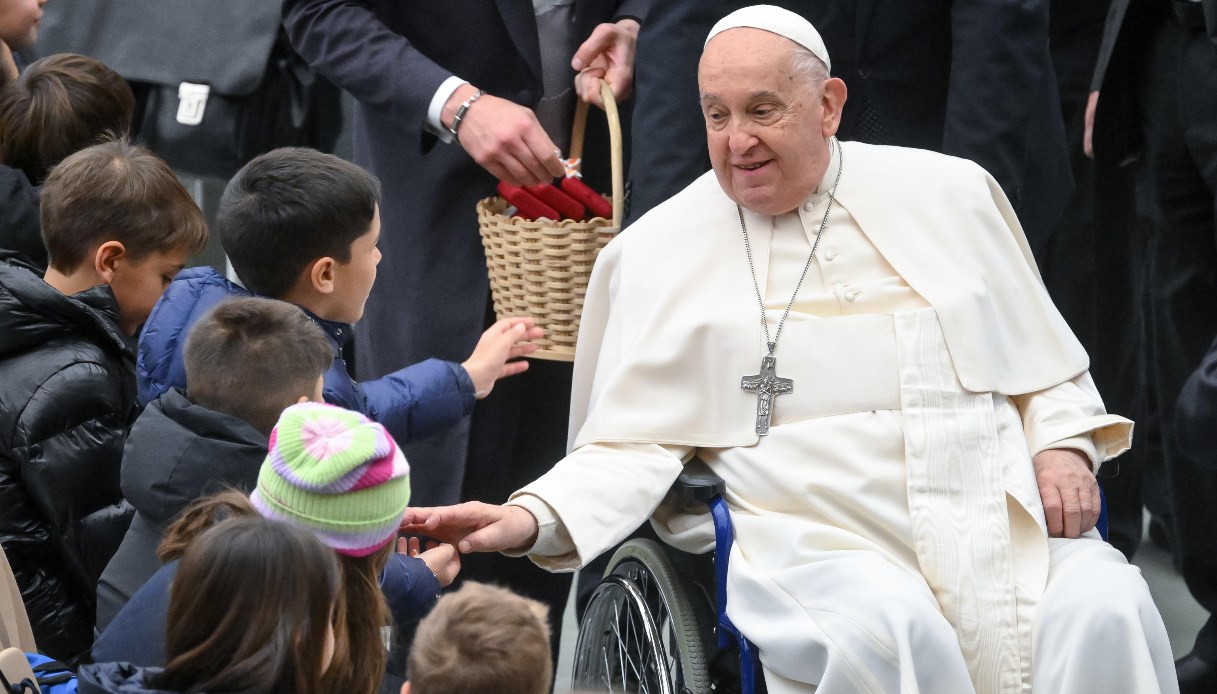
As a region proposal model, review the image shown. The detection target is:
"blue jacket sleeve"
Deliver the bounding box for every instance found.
[358,359,475,443]
[379,552,441,626]
[91,561,176,668]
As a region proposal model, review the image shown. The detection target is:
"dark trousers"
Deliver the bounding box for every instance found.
[1141,17,1217,660]
[1045,1,1169,558]
[1092,163,1172,558]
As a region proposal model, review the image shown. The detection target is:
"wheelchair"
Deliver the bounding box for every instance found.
[570,460,763,694]
[569,461,1109,694]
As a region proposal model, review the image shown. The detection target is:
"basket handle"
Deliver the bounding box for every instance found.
[568,79,623,227]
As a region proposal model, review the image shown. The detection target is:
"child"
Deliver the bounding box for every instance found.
[0,0,44,85]
[138,147,542,450]
[0,139,207,660]
[93,403,460,694]
[95,296,333,631]
[0,53,136,267]
[405,581,552,694]
[80,516,343,694]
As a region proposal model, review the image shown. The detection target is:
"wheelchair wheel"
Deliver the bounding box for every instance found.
[571,539,716,694]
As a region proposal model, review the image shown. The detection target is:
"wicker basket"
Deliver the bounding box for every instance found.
[477,80,623,362]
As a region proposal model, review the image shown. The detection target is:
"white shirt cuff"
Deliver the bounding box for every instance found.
[1038,435,1099,471]
[503,494,575,558]
[425,76,468,144]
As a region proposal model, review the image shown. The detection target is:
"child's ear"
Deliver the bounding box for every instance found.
[309,257,337,295]
[93,241,127,284]
[297,395,311,404]
[401,682,410,694]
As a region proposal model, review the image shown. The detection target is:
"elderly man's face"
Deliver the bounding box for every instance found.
[699,28,845,216]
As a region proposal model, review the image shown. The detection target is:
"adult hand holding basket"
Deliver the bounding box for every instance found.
[477,79,623,361]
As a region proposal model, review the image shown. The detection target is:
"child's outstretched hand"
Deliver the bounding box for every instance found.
[461,317,544,399]
[399,536,462,588]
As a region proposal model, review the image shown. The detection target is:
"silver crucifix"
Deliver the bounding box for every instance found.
[741,355,794,436]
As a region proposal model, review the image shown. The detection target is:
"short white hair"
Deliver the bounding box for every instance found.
[790,44,830,89]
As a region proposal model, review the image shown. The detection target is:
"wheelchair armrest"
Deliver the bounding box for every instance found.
[674,458,726,506]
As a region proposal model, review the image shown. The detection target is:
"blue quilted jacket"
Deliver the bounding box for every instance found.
[136,267,475,441]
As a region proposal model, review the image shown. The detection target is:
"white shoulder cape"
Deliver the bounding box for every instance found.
[568,141,1089,450]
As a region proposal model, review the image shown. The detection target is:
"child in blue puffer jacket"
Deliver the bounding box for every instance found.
[137,147,542,454]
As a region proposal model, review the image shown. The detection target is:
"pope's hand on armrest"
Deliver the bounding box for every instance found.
[1033,448,1100,539]
[401,502,540,554]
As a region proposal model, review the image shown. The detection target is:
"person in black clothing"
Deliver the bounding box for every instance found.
[1088,1,1217,690]
[0,139,207,661]
[0,0,45,85]
[95,297,334,630]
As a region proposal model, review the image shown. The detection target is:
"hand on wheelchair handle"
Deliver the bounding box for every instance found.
[400,501,540,554]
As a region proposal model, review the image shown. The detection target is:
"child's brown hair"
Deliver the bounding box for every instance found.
[407,582,552,694]
[184,297,333,435]
[39,138,206,273]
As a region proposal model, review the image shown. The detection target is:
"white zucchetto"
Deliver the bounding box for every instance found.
[705,5,832,73]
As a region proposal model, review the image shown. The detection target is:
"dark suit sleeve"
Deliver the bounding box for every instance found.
[941,0,1052,206]
[1177,336,1217,467]
[614,0,653,24]
[1089,0,1143,165]
[282,0,454,144]
[1091,0,1131,91]
[621,1,726,226]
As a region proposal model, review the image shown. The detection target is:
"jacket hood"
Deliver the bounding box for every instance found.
[137,266,251,406]
[121,388,268,524]
[76,662,174,694]
[0,254,132,359]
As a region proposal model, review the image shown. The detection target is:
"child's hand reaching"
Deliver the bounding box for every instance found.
[399,536,462,588]
[461,317,544,399]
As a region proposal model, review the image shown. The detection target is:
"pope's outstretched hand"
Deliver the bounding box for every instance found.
[401,502,540,555]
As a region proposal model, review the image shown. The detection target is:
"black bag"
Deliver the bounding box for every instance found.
[34,0,340,179]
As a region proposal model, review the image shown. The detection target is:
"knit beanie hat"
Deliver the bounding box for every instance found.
[251,402,410,557]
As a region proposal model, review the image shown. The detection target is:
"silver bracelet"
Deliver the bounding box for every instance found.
[448,88,485,140]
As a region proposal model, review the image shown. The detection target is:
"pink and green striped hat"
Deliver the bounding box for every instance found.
[251,402,410,557]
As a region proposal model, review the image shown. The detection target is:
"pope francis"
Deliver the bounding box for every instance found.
[402,6,1177,693]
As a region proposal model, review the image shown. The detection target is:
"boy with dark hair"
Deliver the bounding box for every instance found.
[405,581,552,694]
[138,147,541,451]
[95,296,334,631]
[0,138,207,660]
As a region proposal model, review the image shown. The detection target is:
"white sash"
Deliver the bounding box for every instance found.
[896,308,1028,694]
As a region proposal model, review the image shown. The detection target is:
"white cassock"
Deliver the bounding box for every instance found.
[506,141,1177,694]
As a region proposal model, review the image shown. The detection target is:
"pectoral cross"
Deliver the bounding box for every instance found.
[741,353,793,436]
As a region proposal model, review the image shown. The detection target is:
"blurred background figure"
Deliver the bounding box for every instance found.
[0,0,53,268]
[0,0,46,83]
[1089,0,1217,691]
[0,53,134,267]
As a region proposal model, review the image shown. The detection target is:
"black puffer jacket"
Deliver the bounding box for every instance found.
[96,388,267,631]
[0,254,137,660]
